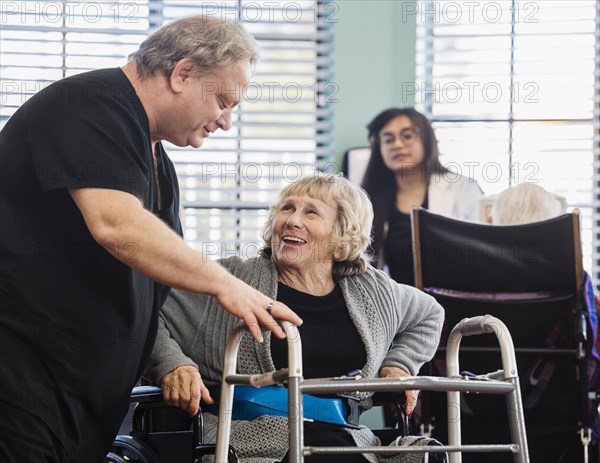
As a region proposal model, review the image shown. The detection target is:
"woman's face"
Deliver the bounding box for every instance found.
[379,115,425,173]
[271,194,338,273]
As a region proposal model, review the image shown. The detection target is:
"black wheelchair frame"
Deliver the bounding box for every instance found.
[105,386,240,463]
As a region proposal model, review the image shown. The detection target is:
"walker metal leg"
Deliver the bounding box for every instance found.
[215,328,245,463]
[580,428,592,463]
[506,377,528,463]
[285,322,304,462]
[288,376,304,463]
[447,390,462,463]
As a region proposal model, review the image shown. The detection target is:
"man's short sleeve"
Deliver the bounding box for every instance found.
[23,70,151,200]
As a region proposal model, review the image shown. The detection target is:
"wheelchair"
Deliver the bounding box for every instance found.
[104,385,240,463]
[106,315,528,463]
[411,208,596,463]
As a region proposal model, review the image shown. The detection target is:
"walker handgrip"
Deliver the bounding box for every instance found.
[457,315,496,337]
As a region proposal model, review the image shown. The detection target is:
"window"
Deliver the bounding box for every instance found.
[414,0,600,288]
[0,0,336,257]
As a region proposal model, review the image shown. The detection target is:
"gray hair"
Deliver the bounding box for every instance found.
[491,183,564,225]
[260,173,374,281]
[129,16,259,78]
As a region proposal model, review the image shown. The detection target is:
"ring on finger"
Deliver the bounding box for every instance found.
[265,301,274,315]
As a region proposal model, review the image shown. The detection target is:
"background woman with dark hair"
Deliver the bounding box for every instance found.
[362,107,482,286]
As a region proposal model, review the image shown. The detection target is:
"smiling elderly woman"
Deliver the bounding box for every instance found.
[144,174,444,463]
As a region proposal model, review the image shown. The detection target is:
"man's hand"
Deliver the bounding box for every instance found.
[161,365,212,416]
[379,366,419,418]
[214,275,303,343]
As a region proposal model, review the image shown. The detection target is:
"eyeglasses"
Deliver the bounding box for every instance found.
[379,127,420,146]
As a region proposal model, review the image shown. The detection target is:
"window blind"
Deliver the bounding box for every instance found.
[414,0,600,289]
[0,0,335,257]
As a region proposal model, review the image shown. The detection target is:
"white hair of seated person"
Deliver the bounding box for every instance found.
[491,183,564,225]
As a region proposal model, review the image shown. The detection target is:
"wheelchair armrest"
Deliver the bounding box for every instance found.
[371,391,406,407]
[129,385,205,448]
[130,385,164,403]
[371,391,409,437]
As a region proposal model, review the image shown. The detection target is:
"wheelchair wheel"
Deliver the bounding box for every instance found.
[228,447,240,463]
[104,452,127,463]
[107,435,161,463]
[194,444,240,463]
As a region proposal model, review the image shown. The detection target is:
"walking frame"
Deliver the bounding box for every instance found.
[214,314,530,463]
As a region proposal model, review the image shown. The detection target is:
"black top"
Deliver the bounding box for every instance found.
[384,195,428,286]
[271,282,366,378]
[271,282,368,463]
[0,68,182,462]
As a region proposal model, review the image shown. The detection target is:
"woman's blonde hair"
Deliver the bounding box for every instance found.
[260,173,374,280]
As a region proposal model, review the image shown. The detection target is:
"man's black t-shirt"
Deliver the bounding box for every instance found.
[0,68,182,462]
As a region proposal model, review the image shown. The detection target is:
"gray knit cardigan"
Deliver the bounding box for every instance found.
[144,256,444,463]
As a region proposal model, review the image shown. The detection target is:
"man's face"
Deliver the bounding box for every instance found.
[161,60,252,148]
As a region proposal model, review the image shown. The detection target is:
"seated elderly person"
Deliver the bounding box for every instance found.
[144,174,444,463]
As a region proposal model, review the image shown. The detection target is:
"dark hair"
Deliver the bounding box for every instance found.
[361,107,446,266]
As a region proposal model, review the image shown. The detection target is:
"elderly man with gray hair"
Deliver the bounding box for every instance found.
[0,16,301,463]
